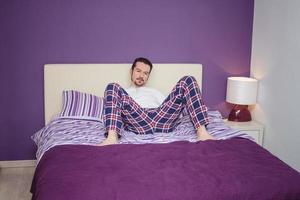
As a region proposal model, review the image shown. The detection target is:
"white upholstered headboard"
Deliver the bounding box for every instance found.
[44,63,202,125]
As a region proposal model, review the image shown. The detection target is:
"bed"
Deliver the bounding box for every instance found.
[31,63,300,200]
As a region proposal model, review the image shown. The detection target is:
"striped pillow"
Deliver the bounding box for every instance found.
[59,90,104,122]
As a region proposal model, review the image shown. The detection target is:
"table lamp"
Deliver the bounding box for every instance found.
[226,77,258,122]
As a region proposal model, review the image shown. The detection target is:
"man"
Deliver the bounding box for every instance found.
[99,57,214,146]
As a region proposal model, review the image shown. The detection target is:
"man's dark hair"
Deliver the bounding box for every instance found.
[131,57,153,72]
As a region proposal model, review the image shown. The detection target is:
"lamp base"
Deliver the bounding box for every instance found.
[228,105,252,122]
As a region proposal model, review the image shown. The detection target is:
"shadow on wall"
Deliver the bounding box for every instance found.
[213,102,264,121]
[213,102,233,119]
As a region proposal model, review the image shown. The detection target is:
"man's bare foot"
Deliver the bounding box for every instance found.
[98,131,118,146]
[197,125,215,141]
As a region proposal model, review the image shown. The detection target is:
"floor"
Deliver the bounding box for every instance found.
[0,167,35,200]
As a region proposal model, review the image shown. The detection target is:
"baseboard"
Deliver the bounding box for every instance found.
[0,160,36,168]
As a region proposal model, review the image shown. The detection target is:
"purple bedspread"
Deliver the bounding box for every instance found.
[31,138,300,200]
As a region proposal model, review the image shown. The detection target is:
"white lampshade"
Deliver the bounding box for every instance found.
[226,77,258,105]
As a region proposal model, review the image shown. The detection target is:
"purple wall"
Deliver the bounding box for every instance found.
[0,0,254,160]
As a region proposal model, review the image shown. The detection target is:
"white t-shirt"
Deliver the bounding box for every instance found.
[125,86,166,108]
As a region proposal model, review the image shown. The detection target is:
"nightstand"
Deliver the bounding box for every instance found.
[224,120,264,146]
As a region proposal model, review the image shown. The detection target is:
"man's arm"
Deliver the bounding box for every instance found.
[154,89,166,105]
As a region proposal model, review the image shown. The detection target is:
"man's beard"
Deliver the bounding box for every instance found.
[134,78,145,86]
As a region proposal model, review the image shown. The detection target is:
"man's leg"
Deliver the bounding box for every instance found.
[99,83,154,146]
[99,83,123,146]
[153,76,214,141]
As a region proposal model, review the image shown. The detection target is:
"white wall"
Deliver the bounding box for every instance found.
[251,0,300,171]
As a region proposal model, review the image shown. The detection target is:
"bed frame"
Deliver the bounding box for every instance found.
[44,63,203,125]
[34,63,300,200]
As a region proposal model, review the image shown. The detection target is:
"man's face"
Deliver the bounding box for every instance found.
[131,61,151,87]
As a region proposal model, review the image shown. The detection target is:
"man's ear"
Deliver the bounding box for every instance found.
[129,69,133,83]
[129,69,133,79]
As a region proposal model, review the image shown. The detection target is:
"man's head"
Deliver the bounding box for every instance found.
[130,57,153,87]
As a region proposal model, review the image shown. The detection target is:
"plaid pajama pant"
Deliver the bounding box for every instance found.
[104,76,209,135]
